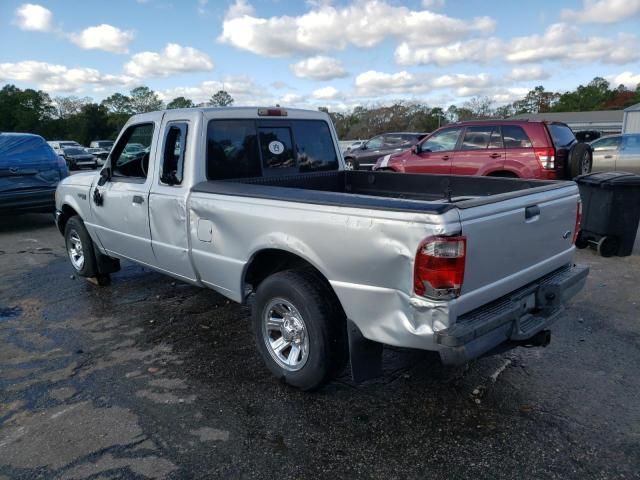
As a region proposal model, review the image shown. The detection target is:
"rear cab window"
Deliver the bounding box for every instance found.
[206,119,338,180]
[548,124,576,148]
[161,123,187,185]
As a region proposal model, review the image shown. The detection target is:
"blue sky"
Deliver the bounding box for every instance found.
[1,0,639,110]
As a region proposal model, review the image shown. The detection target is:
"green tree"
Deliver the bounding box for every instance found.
[513,86,559,114]
[53,96,92,119]
[552,77,613,112]
[0,84,55,134]
[129,86,163,113]
[65,104,112,145]
[209,90,234,107]
[101,92,132,114]
[166,96,195,109]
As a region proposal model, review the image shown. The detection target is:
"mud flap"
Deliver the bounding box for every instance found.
[347,320,383,382]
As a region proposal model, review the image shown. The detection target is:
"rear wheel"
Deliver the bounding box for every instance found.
[252,269,347,390]
[568,143,592,179]
[344,158,358,171]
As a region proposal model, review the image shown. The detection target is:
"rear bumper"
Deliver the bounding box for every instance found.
[437,264,589,365]
[0,188,56,214]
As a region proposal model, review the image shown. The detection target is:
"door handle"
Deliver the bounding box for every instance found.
[489,153,501,159]
[132,195,144,204]
[525,205,540,219]
[442,155,450,160]
[604,155,613,159]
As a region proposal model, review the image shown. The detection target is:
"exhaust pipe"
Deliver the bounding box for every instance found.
[517,329,551,348]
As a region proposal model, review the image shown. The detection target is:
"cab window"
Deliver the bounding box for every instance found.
[461,126,501,150]
[110,123,154,179]
[592,136,621,150]
[160,123,187,185]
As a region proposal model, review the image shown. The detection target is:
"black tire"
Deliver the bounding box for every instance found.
[597,236,619,257]
[64,216,98,277]
[344,157,358,171]
[574,231,589,249]
[252,269,347,390]
[488,171,518,178]
[568,143,592,179]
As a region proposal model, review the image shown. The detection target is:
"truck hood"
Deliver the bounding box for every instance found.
[59,171,97,188]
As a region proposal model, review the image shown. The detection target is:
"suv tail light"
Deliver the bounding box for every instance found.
[414,235,466,300]
[573,200,582,244]
[535,147,555,170]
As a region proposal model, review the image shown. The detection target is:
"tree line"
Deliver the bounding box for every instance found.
[0,85,234,146]
[0,77,638,145]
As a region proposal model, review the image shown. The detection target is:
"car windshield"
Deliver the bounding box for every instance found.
[63,148,85,155]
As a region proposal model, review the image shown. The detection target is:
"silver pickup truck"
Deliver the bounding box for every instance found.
[55,107,588,390]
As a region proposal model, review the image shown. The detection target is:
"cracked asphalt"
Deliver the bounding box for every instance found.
[1,212,639,479]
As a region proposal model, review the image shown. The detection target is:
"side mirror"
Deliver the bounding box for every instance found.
[97,167,111,186]
[361,144,367,150]
[411,145,418,154]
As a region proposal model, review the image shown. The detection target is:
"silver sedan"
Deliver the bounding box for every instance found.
[591,134,640,174]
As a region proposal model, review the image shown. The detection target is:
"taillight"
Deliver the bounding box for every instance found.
[535,147,555,170]
[573,200,582,244]
[414,235,466,300]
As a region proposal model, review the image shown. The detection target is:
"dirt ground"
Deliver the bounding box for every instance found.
[1,213,639,479]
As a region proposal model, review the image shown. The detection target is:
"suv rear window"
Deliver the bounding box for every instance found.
[206,119,338,180]
[548,124,576,148]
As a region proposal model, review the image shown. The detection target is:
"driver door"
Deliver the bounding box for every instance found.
[90,120,160,266]
[405,127,463,174]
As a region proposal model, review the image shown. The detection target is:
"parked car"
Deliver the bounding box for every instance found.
[590,134,640,174]
[1,133,68,214]
[86,147,110,165]
[342,140,366,156]
[374,121,592,180]
[54,107,587,390]
[344,132,426,170]
[48,140,83,156]
[90,140,114,151]
[61,147,98,170]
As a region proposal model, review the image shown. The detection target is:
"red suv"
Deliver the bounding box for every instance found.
[373,120,592,180]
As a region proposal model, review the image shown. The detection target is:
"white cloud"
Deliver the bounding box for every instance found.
[0,61,133,92]
[507,66,550,81]
[219,0,495,57]
[505,23,640,64]
[608,71,640,88]
[69,24,135,54]
[355,70,429,96]
[158,76,263,105]
[312,86,341,100]
[124,43,214,78]
[560,0,640,24]
[354,70,492,97]
[394,38,501,66]
[14,3,53,32]
[280,93,306,104]
[290,56,348,80]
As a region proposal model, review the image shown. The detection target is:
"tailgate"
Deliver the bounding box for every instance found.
[457,184,579,309]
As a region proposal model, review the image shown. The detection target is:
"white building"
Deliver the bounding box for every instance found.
[622,103,640,134]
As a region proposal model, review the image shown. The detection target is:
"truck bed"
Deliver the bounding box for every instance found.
[192,171,571,213]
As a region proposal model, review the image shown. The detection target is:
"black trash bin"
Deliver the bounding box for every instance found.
[575,171,640,257]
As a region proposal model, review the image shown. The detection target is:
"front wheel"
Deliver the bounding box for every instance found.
[252,269,347,390]
[64,216,98,277]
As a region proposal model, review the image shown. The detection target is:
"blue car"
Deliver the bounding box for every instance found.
[0,133,69,214]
